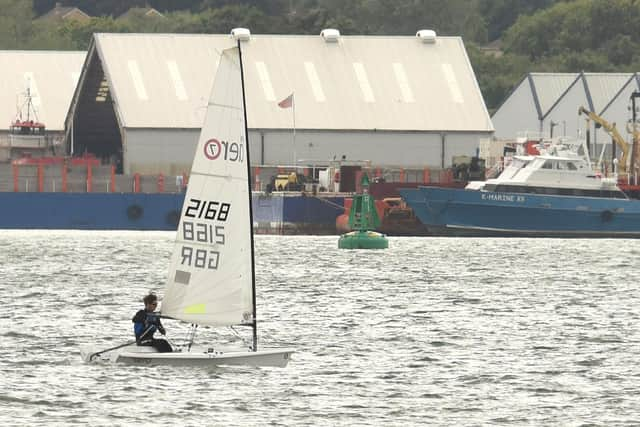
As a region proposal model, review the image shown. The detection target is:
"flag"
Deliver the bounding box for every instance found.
[278,93,294,109]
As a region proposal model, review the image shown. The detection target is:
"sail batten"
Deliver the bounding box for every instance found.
[189,171,245,180]
[208,102,243,109]
[161,47,253,327]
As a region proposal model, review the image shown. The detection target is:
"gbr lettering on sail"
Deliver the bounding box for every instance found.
[180,137,244,269]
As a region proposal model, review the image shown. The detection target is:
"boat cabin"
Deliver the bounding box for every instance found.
[470,139,628,199]
[10,120,46,135]
[9,120,48,150]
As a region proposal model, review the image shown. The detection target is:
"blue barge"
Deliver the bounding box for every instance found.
[0,192,344,233]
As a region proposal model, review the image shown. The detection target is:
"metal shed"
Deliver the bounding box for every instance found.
[492,72,640,172]
[492,72,640,142]
[491,72,579,140]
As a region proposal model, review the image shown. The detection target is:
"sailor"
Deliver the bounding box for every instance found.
[132,293,172,353]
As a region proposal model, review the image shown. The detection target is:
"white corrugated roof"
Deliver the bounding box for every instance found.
[583,73,633,113]
[529,73,579,116]
[92,33,493,132]
[492,72,640,139]
[0,51,85,131]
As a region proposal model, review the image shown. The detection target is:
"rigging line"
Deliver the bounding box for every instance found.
[164,335,179,350]
[309,195,347,210]
[229,326,251,346]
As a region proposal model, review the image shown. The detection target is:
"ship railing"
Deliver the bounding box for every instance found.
[0,162,187,194]
[515,130,545,143]
[2,161,474,194]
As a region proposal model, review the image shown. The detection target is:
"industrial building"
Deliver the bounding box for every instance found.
[65,30,494,176]
[492,72,640,159]
[0,50,85,160]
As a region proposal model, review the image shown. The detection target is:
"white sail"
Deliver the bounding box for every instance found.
[161,47,253,327]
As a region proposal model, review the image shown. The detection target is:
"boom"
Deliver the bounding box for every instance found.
[579,106,629,174]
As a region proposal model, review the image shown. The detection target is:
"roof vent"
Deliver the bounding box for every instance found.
[320,29,340,42]
[230,28,251,41]
[416,29,437,43]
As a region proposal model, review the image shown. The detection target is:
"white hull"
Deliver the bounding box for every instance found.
[82,345,294,368]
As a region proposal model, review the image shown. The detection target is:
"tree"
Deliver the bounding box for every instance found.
[0,0,35,49]
[479,0,556,41]
[57,17,125,50]
[188,4,272,34]
[466,43,532,111]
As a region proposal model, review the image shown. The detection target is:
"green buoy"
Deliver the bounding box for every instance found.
[338,173,389,249]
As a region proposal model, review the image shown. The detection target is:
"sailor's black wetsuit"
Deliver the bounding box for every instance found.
[132,310,172,353]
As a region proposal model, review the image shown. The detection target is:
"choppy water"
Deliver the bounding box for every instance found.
[1,231,640,425]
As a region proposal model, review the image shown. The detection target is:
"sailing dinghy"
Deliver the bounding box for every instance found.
[81,43,294,367]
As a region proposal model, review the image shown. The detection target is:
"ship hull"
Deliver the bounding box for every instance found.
[0,192,344,233]
[400,186,640,238]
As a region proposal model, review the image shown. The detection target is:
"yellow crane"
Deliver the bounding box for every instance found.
[578,106,629,175]
[630,91,640,176]
[627,121,640,175]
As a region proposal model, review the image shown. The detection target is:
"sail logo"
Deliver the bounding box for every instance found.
[204,138,244,162]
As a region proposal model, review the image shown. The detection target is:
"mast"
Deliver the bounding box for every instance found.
[237,39,258,352]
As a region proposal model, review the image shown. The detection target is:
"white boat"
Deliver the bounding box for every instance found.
[81,42,295,367]
[466,136,625,197]
[400,136,640,237]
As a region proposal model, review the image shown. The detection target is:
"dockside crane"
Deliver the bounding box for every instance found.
[578,106,630,175]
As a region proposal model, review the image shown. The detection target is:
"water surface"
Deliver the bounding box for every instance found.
[1,231,639,425]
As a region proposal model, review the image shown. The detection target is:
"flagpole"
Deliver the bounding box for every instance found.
[292,93,296,168]
[278,93,296,167]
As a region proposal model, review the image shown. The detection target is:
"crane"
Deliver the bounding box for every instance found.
[578,106,629,175]
[627,121,640,174]
[629,91,640,176]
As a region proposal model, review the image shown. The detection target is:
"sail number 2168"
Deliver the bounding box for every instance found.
[180,199,230,270]
[185,198,231,221]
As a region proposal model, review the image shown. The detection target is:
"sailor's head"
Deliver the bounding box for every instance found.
[143,293,158,310]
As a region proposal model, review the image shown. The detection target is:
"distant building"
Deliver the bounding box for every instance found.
[0,51,86,161]
[0,51,86,135]
[117,7,165,20]
[37,2,91,23]
[479,39,503,58]
[491,72,640,159]
[65,31,494,175]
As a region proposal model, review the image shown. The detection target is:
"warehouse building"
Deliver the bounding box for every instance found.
[492,72,640,159]
[65,30,494,176]
[0,50,85,160]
